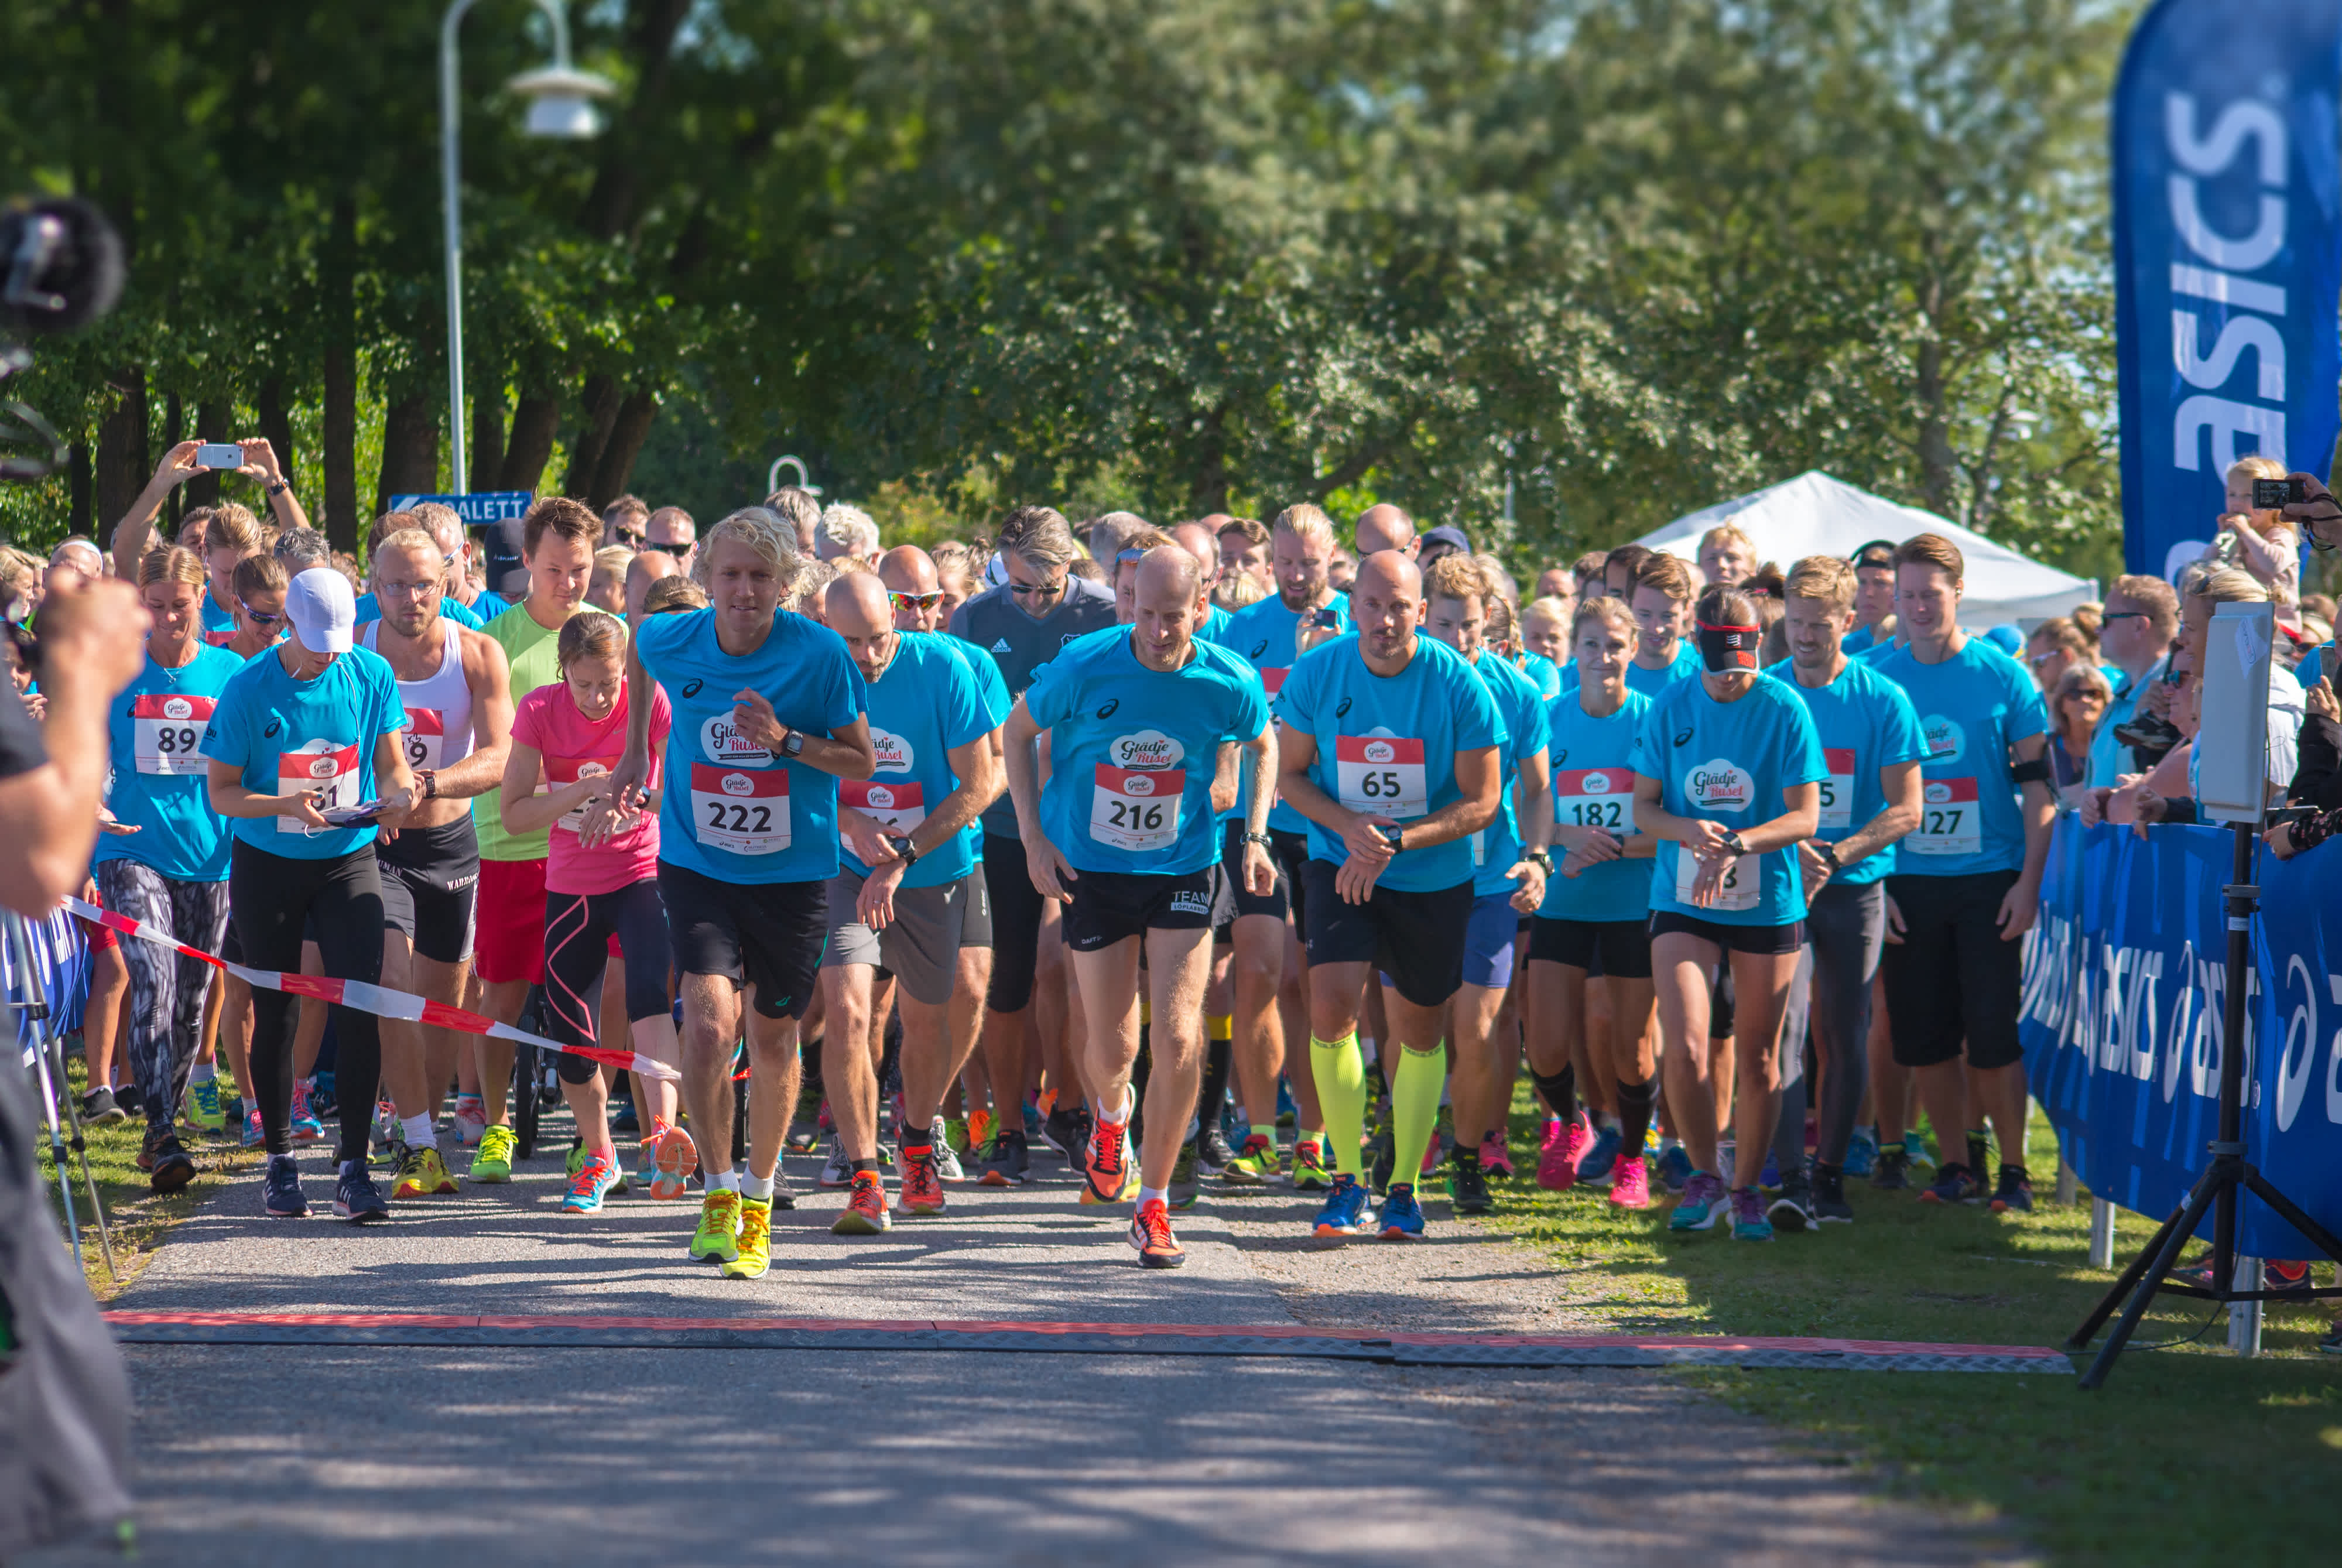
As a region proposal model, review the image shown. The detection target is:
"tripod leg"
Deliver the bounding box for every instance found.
[2241,1170,2342,1269]
[2067,1197,2189,1353]
[2079,1169,2224,1391]
[29,1025,83,1259]
[49,1033,118,1281]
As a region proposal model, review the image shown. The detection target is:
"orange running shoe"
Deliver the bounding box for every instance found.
[833,1170,892,1234]
[1081,1116,1134,1206]
[1127,1197,1186,1269]
[652,1120,699,1201]
[897,1149,946,1216]
[965,1107,994,1160]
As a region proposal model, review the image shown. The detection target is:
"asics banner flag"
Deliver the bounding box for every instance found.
[2112,0,2342,579]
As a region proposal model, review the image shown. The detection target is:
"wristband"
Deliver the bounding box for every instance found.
[2009,756,2052,785]
[1242,831,1273,848]
[420,769,438,800]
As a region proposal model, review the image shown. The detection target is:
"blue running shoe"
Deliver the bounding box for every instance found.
[1903,1129,1936,1170]
[1758,1149,1781,1190]
[1311,1174,1377,1237]
[1843,1128,1878,1179]
[1379,1182,1425,1240]
[562,1150,622,1214]
[1730,1186,1774,1242]
[1576,1124,1623,1187]
[262,1153,307,1218]
[1655,1144,1694,1194]
[335,1160,390,1224]
[1668,1170,1727,1232]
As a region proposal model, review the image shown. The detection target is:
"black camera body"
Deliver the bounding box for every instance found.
[2253,477,2307,511]
[0,195,125,482]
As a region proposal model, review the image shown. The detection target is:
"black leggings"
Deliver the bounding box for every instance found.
[542,880,671,1086]
[230,840,384,1163]
[983,831,1047,1013]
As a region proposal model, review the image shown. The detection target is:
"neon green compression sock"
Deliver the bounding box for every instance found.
[1310,1033,1367,1178]
[1391,1042,1447,1192]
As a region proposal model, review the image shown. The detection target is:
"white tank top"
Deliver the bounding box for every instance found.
[360,618,475,775]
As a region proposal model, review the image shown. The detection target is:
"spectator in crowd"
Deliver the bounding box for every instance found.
[2094,573,2183,786]
[1697,521,1756,588]
[1601,543,1652,601]
[1417,525,1470,570]
[2047,665,2111,804]
[1084,511,1151,567]
[1533,564,1573,602]
[2206,454,2302,631]
[1216,516,1272,595]
[588,546,633,614]
[1327,543,1357,593]
[763,485,823,556]
[646,506,696,568]
[2303,592,2337,628]
[602,494,650,550]
[2025,617,2089,694]
[817,502,881,562]
[2070,601,2104,663]
[1570,550,1608,597]
[622,550,681,622]
[1354,502,1415,558]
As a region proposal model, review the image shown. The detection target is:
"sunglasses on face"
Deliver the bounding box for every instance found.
[1008,578,1065,600]
[890,590,943,611]
[238,600,283,625]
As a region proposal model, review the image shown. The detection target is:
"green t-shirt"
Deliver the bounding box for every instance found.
[472,598,614,863]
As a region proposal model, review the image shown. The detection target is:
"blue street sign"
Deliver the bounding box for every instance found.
[387,491,534,525]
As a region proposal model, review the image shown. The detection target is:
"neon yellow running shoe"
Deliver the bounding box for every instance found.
[1221,1132,1284,1186]
[566,1141,589,1179]
[184,1076,224,1133]
[469,1124,516,1184]
[690,1190,742,1263]
[1291,1138,1331,1192]
[721,1197,772,1279]
[393,1144,458,1198]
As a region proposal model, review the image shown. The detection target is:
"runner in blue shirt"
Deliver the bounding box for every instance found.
[1005,546,1275,1270]
[613,507,878,1275]
[1421,556,1552,1217]
[1631,585,1824,1243]
[1523,595,1660,1211]
[1769,556,1926,1227]
[201,567,416,1225]
[1277,551,1504,1242]
[1624,553,1706,698]
[1870,533,2053,1215]
[93,546,242,1193]
[1838,540,1899,656]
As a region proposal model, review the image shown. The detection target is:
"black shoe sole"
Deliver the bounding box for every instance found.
[149,1156,197,1195]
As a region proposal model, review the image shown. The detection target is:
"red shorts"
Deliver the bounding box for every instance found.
[474,858,547,985]
[79,887,117,953]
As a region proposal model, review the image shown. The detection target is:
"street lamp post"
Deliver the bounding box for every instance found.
[440,0,612,495]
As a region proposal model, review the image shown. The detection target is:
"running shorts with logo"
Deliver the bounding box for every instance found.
[1536,685,1653,981]
[824,869,987,1002]
[377,817,481,964]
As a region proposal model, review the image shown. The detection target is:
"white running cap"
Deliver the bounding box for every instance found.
[285,568,355,655]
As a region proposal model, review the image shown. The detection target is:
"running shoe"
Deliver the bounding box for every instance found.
[898,1148,947,1216]
[1538,1115,1565,1155]
[1042,1102,1091,1165]
[335,1162,391,1224]
[610,1095,639,1135]
[307,1073,335,1119]
[1479,1132,1516,1181]
[819,1134,854,1189]
[393,1144,458,1198]
[1987,1166,2033,1214]
[1081,1117,1136,1206]
[963,1108,992,1159]
[373,1097,399,1152]
[80,1086,125,1125]
[2268,1261,2315,1300]
[1196,1124,1237,1178]
[1608,1154,1652,1211]
[1768,1168,1816,1233]
[1729,1186,1773,1242]
[242,1107,265,1148]
[2320,1322,2342,1355]
[469,1124,516,1183]
[1870,1146,1910,1190]
[1576,1124,1622,1187]
[690,1190,742,1263]
[184,1076,225,1134]
[722,1197,772,1279]
[261,1153,306,1217]
[1655,1144,1693,1195]
[1221,1131,1283,1185]
[289,1079,326,1144]
[1310,1173,1376,1237]
[1128,1197,1186,1268]
[980,1128,1032,1186]
[1843,1127,1878,1179]
[1379,1182,1426,1240]
[1668,1170,1727,1233]
[1367,1124,1396,1196]
[1919,1162,1981,1206]
[833,1171,892,1234]
[566,1140,590,1179]
[1811,1165,1854,1224]
[1642,1122,1665,1160]
[651,1121,699,1201]
[1902,1129,1934,1170]
[1447,1150,1493,1216]
[1757,1149,1781,1191]
[452,1095,487,1147]
[562,1151,622,1214]
[142,1125,196,1194]
[634,1135,660,1193]
[1291,1138,1331,1192]
[1169,1140,1200,1211]
[921,1118,965,1183]
[1537,1115,1590,1191]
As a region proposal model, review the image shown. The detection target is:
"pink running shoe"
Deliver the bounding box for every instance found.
[1608,1154,1651,1210]
[1538,1115,1591,1190]
[1538,1116,1564,1154]
[1479,1133,1516,1180]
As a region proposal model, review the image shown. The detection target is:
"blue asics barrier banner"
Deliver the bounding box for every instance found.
[2019,818,2342,1258]
[2112,0,2342,580]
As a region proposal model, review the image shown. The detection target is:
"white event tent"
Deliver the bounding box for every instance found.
[1632,470,2098,627]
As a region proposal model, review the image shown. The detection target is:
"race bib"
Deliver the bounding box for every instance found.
[1552,766,1635,835]
[1090,765,1183,852]
[1818,748,1856,833]
[841,777,927,837]
[1675,845,1760,912]
[544,756,615,834]
[276,740,359,837]
[1908,776,1982,856]
[690,764,790,855]
[400,708,446,772]
[132,693,214,776]
[1335,735,1428,820]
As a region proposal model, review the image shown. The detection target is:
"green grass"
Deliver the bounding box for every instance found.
[1482,1100,2342,1566]
[32,1056,259,1301]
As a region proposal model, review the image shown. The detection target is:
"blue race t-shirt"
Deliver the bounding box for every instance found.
[199,595,237,639]
[1211,592,1351,833]
[1841,622,1879,657]
[941,636,1012,866]
[1539,687,1652,925]
[634,607,867,885]
[469,590,511,621]
[1870,638,2047,878]
[1520,651,1565,702]
[353,593,483,631]
[97,644,244,882]
[1022,625,1269,877]
[1468,651,1551,897]
[1279,632,1505,893]
[1766,659,1927,886]
[1562,638,1701,699]
[200,645,411,860]
[1635,674,1827,927]
[842,632,992,889]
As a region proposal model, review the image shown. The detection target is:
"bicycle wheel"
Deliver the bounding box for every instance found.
[512,1044,542,1160]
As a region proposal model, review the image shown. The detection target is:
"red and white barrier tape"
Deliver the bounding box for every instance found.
[64,896,677,1081]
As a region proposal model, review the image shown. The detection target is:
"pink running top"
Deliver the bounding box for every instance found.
[512,679,670,895]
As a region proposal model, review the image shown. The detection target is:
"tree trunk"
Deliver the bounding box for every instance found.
[67,441,91,536]
[375,395,440,516]
[587,389,659,509]
[256,378,295,499]
[184,399,230,512]
[561,375,619,498]
[470,380,506,494]
[94,364,148,547]
[499,389,561,494]
[321,195,359,550]
[161,391,184,530]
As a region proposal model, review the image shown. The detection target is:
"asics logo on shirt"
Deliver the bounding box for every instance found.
[1249,640,1268,658]
[1095,699,1120,720]
[1110,730,1184,769]
[1672,727,1693,747]
[263,718,282,738]
[1919,714,1966,762]
[1553,748,1569,766]
[1336,697,1353,718]
[682,679,704,699]
[1686,759,1753,811]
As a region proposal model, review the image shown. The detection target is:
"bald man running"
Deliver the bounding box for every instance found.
[1353,504,1417,560]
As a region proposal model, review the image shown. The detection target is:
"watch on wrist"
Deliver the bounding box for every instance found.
[1524,847,1552,872]
[1242,831,1273,848]
[1717,828,1747,855]
[1378,823,1405,852]
[780,728,806,758]
[887,833,920,867]
[1815,840,1841,873]
[266,479,289,498]
[419,769,438,800]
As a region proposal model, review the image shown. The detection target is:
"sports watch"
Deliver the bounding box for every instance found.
[780,727,806,758]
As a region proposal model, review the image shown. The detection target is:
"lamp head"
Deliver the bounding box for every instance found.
[508,65,614,139]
